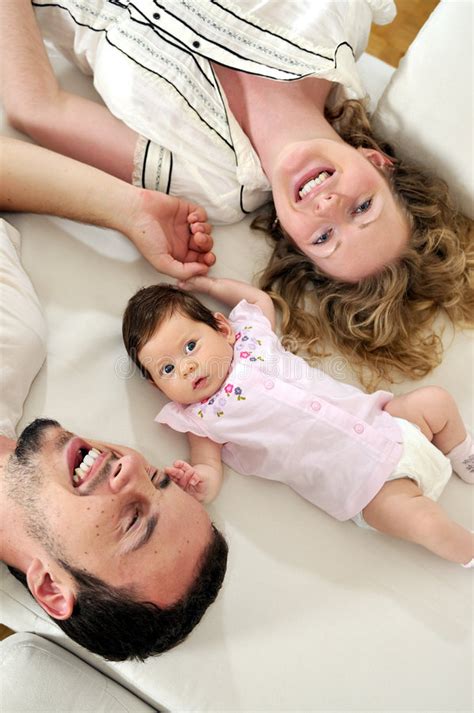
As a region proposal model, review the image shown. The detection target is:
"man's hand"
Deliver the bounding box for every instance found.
[121,189,216,279]
[165,459,220,503]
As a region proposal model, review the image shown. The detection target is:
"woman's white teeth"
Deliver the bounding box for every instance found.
[299,171,331,198]
[73,448,100,485]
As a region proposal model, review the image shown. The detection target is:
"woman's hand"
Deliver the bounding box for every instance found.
[121,188,215,279]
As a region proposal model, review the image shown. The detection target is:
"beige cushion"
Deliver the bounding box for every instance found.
[0,633,154,712]
[373,0,474,218]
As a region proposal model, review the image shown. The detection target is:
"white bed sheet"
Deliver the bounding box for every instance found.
[1,49,473,713]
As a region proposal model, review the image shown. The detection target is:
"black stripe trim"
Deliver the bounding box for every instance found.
[33,2,234,150]
[165,152,173,194]
[152,1,298,78]
[209,0,334,62]
[127,2,213,86]
[333,41,355,68]
[239,185,251,215]
[141,139,151,189]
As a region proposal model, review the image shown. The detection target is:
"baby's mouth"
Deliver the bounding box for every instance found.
[193,376,208,390]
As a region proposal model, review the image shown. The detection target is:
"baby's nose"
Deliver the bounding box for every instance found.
[182,360,197,377]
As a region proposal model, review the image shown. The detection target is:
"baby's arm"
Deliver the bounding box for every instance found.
[165,434,223,503]
[179,276,276,328]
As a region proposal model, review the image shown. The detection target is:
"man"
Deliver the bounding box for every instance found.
[0,140,227,661]
[0,422,227,661]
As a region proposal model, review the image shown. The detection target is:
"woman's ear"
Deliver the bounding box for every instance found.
[358,147,394,170]
[214,313,235,344]
[26,558,75,620]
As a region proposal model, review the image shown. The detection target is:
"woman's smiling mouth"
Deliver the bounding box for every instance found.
[295,168,335,202]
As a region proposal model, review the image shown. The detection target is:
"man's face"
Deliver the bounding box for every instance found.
[8,420,212,607]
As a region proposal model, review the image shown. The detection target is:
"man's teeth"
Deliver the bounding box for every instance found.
[73,448,100,485]
[299,171,331,198]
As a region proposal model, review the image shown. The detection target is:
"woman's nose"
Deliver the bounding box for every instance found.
[312,193,340,214]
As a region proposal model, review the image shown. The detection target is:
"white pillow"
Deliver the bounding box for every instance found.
[372,0,473,218]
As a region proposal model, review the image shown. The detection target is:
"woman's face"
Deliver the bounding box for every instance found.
[271,140,410,282]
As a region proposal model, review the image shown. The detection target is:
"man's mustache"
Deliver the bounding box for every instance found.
[14,418,61,465]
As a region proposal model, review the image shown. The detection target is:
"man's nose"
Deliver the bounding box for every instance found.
[108,455,137,495]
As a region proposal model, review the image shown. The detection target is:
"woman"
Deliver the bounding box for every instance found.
[2,0,472,385]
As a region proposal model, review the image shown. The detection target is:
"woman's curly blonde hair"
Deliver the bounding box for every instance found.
[253,99,473,389]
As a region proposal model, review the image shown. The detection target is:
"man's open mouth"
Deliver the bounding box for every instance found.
[67,438,107,489]
[72,446,101,486]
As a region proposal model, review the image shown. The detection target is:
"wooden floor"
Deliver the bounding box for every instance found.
[0,1,439,647]
[367,0,439,66]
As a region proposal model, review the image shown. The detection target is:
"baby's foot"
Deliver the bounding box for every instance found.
[447,433,474,484]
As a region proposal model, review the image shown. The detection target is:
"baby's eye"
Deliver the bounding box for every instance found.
[185,340,197,354]
[353,198,373,214]
[313,228,332,245]
[161,363,175,376]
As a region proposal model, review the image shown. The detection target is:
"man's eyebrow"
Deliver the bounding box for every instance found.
[129,514,158,553]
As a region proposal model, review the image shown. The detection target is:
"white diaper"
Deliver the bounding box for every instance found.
[353,417,453,529]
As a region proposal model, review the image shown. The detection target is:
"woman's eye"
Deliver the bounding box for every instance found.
[354,198,373,214]
[127,509,140,531]
[161,363,174,376]
[185,340,197,354]
[313,229,332,245]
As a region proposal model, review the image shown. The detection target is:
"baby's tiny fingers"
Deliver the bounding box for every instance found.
[188,206,207,223]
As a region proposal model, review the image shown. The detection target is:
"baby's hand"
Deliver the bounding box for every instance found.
[165,459,210,502]
[177,275,216,295]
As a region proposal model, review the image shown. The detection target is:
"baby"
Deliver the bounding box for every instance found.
[122,277,474,567]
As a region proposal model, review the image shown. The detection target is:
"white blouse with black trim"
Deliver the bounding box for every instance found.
[33,0,396,224]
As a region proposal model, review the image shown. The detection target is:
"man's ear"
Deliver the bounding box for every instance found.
[357,147,394,170]
[214,313,235,344]
[26,558,75,620]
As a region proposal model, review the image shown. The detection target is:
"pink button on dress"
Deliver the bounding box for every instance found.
[156,301,403,521]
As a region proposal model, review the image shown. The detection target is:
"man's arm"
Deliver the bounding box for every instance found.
[0,138,214,279]
[179,276,276,328]
[0,0,137,181]
[165,435,223,504]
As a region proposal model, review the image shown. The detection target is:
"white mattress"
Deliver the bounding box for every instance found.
[1,49,473,713]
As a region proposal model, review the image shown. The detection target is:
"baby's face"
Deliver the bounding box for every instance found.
[139,312,235,405]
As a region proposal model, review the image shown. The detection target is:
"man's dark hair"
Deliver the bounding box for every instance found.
[7,524,228,661]
[123,284,219,380]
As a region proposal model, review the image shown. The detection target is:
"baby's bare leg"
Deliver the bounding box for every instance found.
[385,387,474,483]
[385,386,465,453]
[362,478,474,564]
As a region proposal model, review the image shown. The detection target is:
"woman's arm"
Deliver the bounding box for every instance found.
[0,0,137,181]
[165,435,223,504]
[179,276,276,328]
[0,137,214,278]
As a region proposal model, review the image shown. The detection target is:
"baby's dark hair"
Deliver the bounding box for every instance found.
[123,284,219,380]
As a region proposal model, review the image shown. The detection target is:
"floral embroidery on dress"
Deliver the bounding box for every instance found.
[234,324,265,362]
[196,383,246,419]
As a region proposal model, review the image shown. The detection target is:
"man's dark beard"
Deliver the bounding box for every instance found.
[14,418,61,466]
